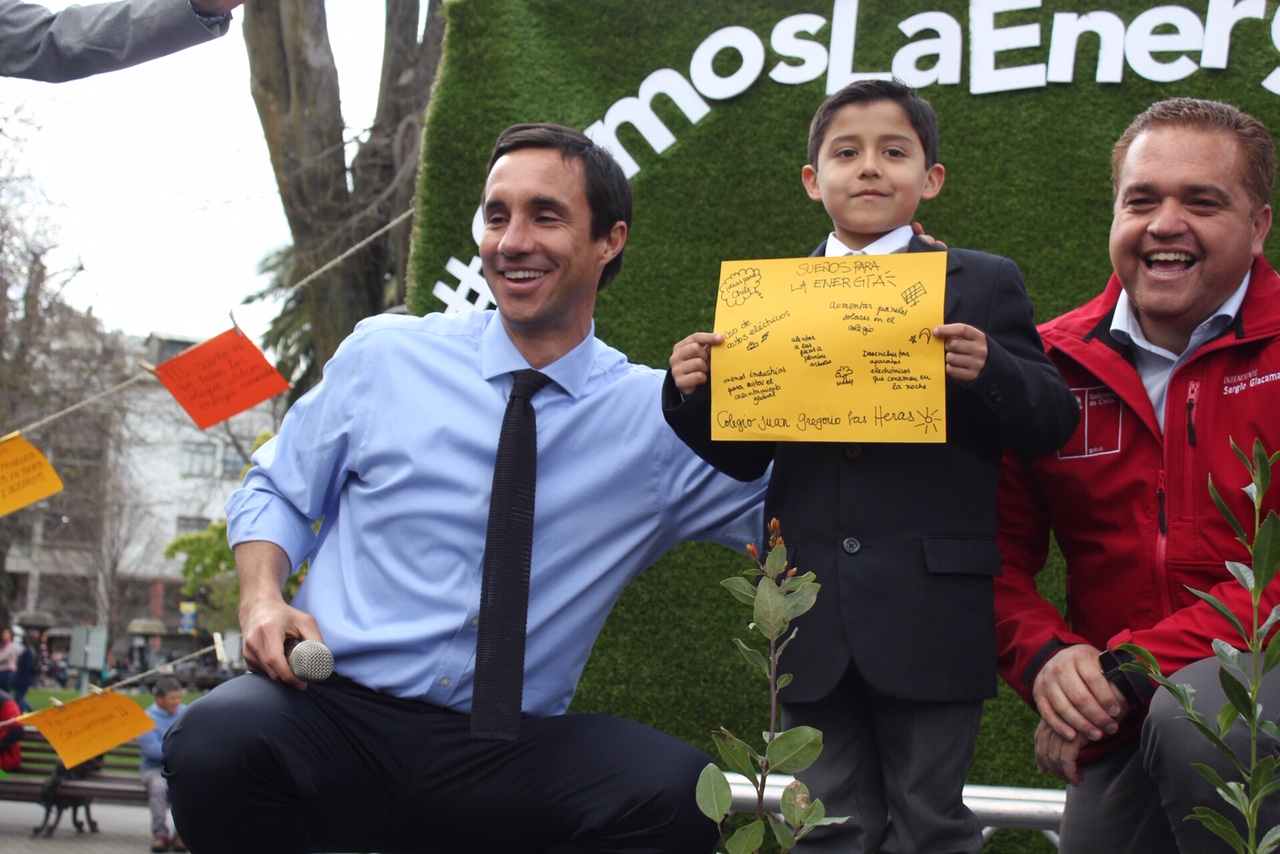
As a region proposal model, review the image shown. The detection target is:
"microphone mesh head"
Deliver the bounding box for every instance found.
[288,640,335,682]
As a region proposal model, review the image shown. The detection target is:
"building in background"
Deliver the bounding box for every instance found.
[5,325,283,664]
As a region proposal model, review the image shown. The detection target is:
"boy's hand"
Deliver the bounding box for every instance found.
[934,323,987,384]
[670,332,723,396]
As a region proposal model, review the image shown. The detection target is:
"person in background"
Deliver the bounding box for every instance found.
[0,686,21,771]
[0,0,242,82]
[0,627,16,694]
[140,676,187,852]
[12,632,34,713]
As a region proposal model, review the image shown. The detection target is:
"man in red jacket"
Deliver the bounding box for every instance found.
[995,98,1279,853]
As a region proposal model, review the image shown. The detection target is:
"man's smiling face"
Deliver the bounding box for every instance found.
[1110,125,1271,353]
[479,147,625,366]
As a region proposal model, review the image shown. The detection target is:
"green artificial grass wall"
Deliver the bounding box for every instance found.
[406,3,1280,848]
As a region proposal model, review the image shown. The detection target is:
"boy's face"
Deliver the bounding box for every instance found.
[802,100,944,250]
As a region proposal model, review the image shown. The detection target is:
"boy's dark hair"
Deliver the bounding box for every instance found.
[486,122,633,291]
[1112,98,1275,212]
[807,79,940,170]
[153,676,182,697]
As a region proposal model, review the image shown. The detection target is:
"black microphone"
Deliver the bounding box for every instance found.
[285,639,334,682]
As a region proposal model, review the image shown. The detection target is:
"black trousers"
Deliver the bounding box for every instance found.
[163,673,718,854]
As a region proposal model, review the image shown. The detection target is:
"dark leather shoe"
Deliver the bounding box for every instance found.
[150,835,170,853]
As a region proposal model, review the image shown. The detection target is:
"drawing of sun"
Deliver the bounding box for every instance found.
[915,407,941,434]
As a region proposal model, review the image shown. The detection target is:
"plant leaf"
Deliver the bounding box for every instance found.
[712,730,760,783]
[1260,605,1280,648]
[721,576,758,606]
[753,571,790,641]
[1255,437,1272,499]
[783,581,820,620]
[725,820,765,854]
[731,638,770,678]
[1190,805,1248,853]
[1255,511,1280,590]
[767,813,797,850]
[695,763,733,822]
[1218,669,1255,726]
[764,543,788,581]
[1213,639,1247,679]
[1215,701,1241,741]
[779,778,810,829]
[779,570,817,594]
[1187,586,1248,640]
[1257,824,1280,854]
[1211,473,1249,546]
[766,726,823,774]
[1224,560,1256,592]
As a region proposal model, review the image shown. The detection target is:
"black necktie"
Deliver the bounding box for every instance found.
[471,368,553,740]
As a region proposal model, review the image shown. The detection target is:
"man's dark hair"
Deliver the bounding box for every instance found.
[486,122,633,291]
[153,676,182,697]
[807,78,940,170]
[1112,98,1275,212]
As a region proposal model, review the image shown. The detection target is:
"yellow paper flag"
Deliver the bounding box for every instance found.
[26,692,155,769]
[0,432,64,518]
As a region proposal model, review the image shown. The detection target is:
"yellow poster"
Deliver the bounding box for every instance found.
[27,692,155,770]
[0,432,64,518]
[711,253,948,442]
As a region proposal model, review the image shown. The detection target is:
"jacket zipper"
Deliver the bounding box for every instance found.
[1186,380,1199,446]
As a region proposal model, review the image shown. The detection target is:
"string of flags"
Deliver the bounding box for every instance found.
[0,317,289,519]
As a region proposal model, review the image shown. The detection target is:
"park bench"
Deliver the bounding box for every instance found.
[0,725,148,837]
[726,773,1065,849]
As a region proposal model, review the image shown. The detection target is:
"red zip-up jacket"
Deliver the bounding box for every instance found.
[995,255,1280,753]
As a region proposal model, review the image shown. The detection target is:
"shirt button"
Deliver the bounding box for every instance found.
[843,444,861,459]
[471,618,480,628]
[440,677,451,687]
[842,537,861,554]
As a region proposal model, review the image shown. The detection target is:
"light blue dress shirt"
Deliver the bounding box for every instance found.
[227,310,767,716]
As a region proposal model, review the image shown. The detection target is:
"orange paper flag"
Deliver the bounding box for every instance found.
[0,432,64,518]
[27,692,155,770]
[154,329,289,430]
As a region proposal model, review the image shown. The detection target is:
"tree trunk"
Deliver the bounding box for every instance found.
[242,0,444,373]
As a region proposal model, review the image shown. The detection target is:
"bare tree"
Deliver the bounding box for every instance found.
[242,0,445,389]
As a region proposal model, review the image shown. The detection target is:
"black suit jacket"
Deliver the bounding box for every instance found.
[664,236,1078,703]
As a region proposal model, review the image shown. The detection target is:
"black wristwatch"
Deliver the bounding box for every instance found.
[1099,649,1142,706]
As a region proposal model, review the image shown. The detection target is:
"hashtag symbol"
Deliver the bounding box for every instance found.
[432,255,494,313]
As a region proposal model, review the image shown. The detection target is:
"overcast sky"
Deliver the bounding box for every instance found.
[1,2,391,346]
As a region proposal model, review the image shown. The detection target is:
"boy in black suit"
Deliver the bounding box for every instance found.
[664,79,1079,853]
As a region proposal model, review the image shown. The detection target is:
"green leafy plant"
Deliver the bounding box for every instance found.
[695,518,846,853]
[1120,438,1280,854]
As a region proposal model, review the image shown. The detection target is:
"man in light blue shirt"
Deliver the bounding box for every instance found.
[164,122,767,854]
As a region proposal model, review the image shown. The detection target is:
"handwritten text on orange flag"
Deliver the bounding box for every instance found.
[155,329,289,430]
[0,433,64,518]
[26,692,155,770]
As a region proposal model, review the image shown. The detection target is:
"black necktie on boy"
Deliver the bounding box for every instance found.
[471,368,553,740]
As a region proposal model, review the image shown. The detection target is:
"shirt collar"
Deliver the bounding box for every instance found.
[825,225,914,257]
[1111,269,1251,358]
[479,311,599,398]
